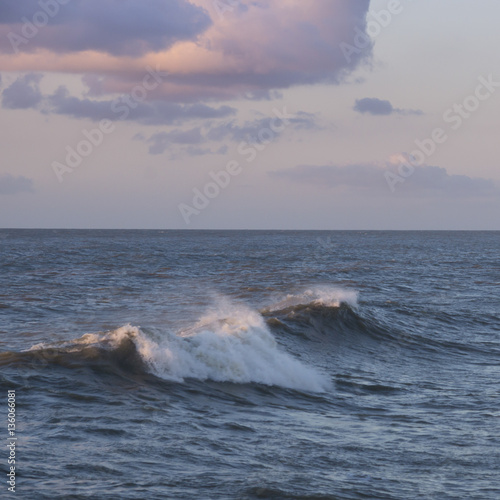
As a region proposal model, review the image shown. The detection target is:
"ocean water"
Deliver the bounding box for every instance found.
[1,229,499,500]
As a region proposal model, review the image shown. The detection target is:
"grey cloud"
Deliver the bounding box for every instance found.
[401,165,497,196]
[121,100,236,126]
[272,164,387,189]
[353,97,423,116]
[143,110,319,156]
[206,113,320,143]
[145,128,230,156]
[47,86,114,120]
[272,163,498,197]
[81,74,105,97]
[354,97,393,116]
[0,0,211,57]
[185,146,219,157]
[290,111,322,130]
[1,79,237,125]
[141,111,320,156]
[243,89,284,101]
[0,174,34,195]
[1,73,43,109]
[147,128,204,155]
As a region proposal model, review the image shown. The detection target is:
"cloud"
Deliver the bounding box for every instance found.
[147,128,204,155]
[145,128,230,156]
[272,162,498,197]
[393,165,497,196]
[185,145,224,157]
[353,97,393,116]
[1,73,43,109]
[243,89,283,101]
[47,85,236,124]
[0,0,211,57]
[286,111,322,130]
[138,110,320,155]
[206,113,320,143]
[272,163,387,189]
[0,174,34,195]
[0,1,372,102]
[1,75,237,125]
[353,97,423,116]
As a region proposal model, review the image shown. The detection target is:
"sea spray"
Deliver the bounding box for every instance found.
[143,301,330,391]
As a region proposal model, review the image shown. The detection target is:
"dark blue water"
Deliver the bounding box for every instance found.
[1,230,499,499]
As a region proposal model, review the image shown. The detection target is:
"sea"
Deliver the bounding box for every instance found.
[0,229,499,500]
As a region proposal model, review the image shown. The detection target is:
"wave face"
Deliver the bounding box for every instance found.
[261,287,375,343]
[15,301,331,392]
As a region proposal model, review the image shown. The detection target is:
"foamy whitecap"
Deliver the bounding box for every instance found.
[142,304,330,392]
[266,286,358,312]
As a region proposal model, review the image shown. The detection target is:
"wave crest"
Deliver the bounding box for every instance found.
[264,287,358,314]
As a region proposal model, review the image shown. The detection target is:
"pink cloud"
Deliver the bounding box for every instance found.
[0,0,371,102]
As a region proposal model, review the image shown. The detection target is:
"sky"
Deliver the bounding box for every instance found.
[0,0,499,229]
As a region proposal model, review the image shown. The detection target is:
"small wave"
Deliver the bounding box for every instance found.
[15,328,148,374]
[261,287,368,342]
[263,286,358,314]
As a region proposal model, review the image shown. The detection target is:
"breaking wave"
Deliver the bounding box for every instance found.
[5,298,334,393]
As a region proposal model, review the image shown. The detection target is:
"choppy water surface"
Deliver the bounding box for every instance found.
[1,230,499,499]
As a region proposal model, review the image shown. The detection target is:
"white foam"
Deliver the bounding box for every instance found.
[267,286,358,312]
[122,301,329,392]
